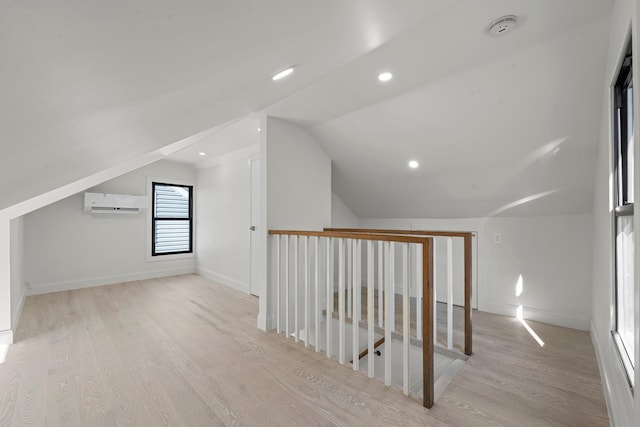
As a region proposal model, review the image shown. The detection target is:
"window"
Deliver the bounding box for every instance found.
[152,182,193,256]
[613,39,634,385]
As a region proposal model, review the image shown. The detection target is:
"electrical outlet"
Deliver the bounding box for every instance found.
[494,233,501,244]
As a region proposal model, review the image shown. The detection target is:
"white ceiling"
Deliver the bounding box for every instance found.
[2,0,614,219]
[265,0,613,218]
[167,115,260,169]
[1,0,449,213]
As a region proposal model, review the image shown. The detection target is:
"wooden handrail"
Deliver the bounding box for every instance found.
[268,229,433,244]
[350,337,385,364]
[325,227,473,357]
[325,227,472,238]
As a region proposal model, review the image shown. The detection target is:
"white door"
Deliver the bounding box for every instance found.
[250,158,262,297]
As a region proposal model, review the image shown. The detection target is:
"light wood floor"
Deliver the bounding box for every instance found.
[0,274,609,426]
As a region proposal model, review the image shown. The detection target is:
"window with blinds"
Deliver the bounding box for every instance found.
[152,182,193,256]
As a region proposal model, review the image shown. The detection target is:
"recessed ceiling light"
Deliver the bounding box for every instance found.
[408,160,419,169]
[257,127,261,132]
[198,152,206,156]
[378,71,393,82]
[272,66,295,81]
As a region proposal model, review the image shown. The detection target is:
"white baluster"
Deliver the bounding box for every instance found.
[447,237,454,350]
[315,236,320,351]
[339,238,346,364]
[433,238,437,345]
[347,239,352,319]
[276,235,281,334]
[326,237,333,359]
[390,243,395,333]
[356,239,362,323]
[352,239,359,371]
[384,241,392,386]
[304,235,309,348]
[408,244,413,339]
[403,243,409,396]
[294,236,299,342]
[416,244,422,341]
[285,235,290,338]
[378,241,383,328]
[367,240,375,378]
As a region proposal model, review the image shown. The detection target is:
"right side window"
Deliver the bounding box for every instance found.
[613,39,634,385]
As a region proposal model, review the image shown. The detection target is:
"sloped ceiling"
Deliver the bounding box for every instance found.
[0,0,453,214]
[2,0,614,219]
[267,0,613,218]
[168,115,260,169]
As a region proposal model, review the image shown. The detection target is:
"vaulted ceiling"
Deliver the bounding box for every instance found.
[1,0,450,213]
[266,0,613,218]
[1,0,614,219]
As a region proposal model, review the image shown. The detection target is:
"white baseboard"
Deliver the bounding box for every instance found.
[257,314,275,331]
[0,329,13,345]
[196,267,249,294]
[590,323,617,427]
[11,284,26,329]
[26,267,196,296]
[480,302,590,330]
[590,321,638,427]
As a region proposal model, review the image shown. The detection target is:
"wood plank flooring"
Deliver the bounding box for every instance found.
[0,274,609,426]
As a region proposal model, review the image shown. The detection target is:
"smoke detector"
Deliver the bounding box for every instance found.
[488,15,518,37]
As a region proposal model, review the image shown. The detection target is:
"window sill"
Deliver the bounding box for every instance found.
[612,330,635,389]
[146,252,195,263]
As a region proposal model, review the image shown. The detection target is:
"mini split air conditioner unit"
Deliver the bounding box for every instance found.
[84,192,148,214]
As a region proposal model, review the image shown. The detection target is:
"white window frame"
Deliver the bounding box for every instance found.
[611,35,635,388]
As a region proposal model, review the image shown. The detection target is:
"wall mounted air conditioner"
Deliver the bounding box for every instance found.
[84,192,148,214]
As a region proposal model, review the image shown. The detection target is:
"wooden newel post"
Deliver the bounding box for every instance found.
[464,234,473,356]
[422,238,434,408]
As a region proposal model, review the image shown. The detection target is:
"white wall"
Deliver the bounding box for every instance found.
[266,117,332,231]
[591,0,638,425]
[23,160,197,295]
[260,116,332,330]
[10,217,25,330]
[0,222,10,344]
[331,192,359,228]
[196,147,258,293]
[360,214,593,330]
[0,216,28,345]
